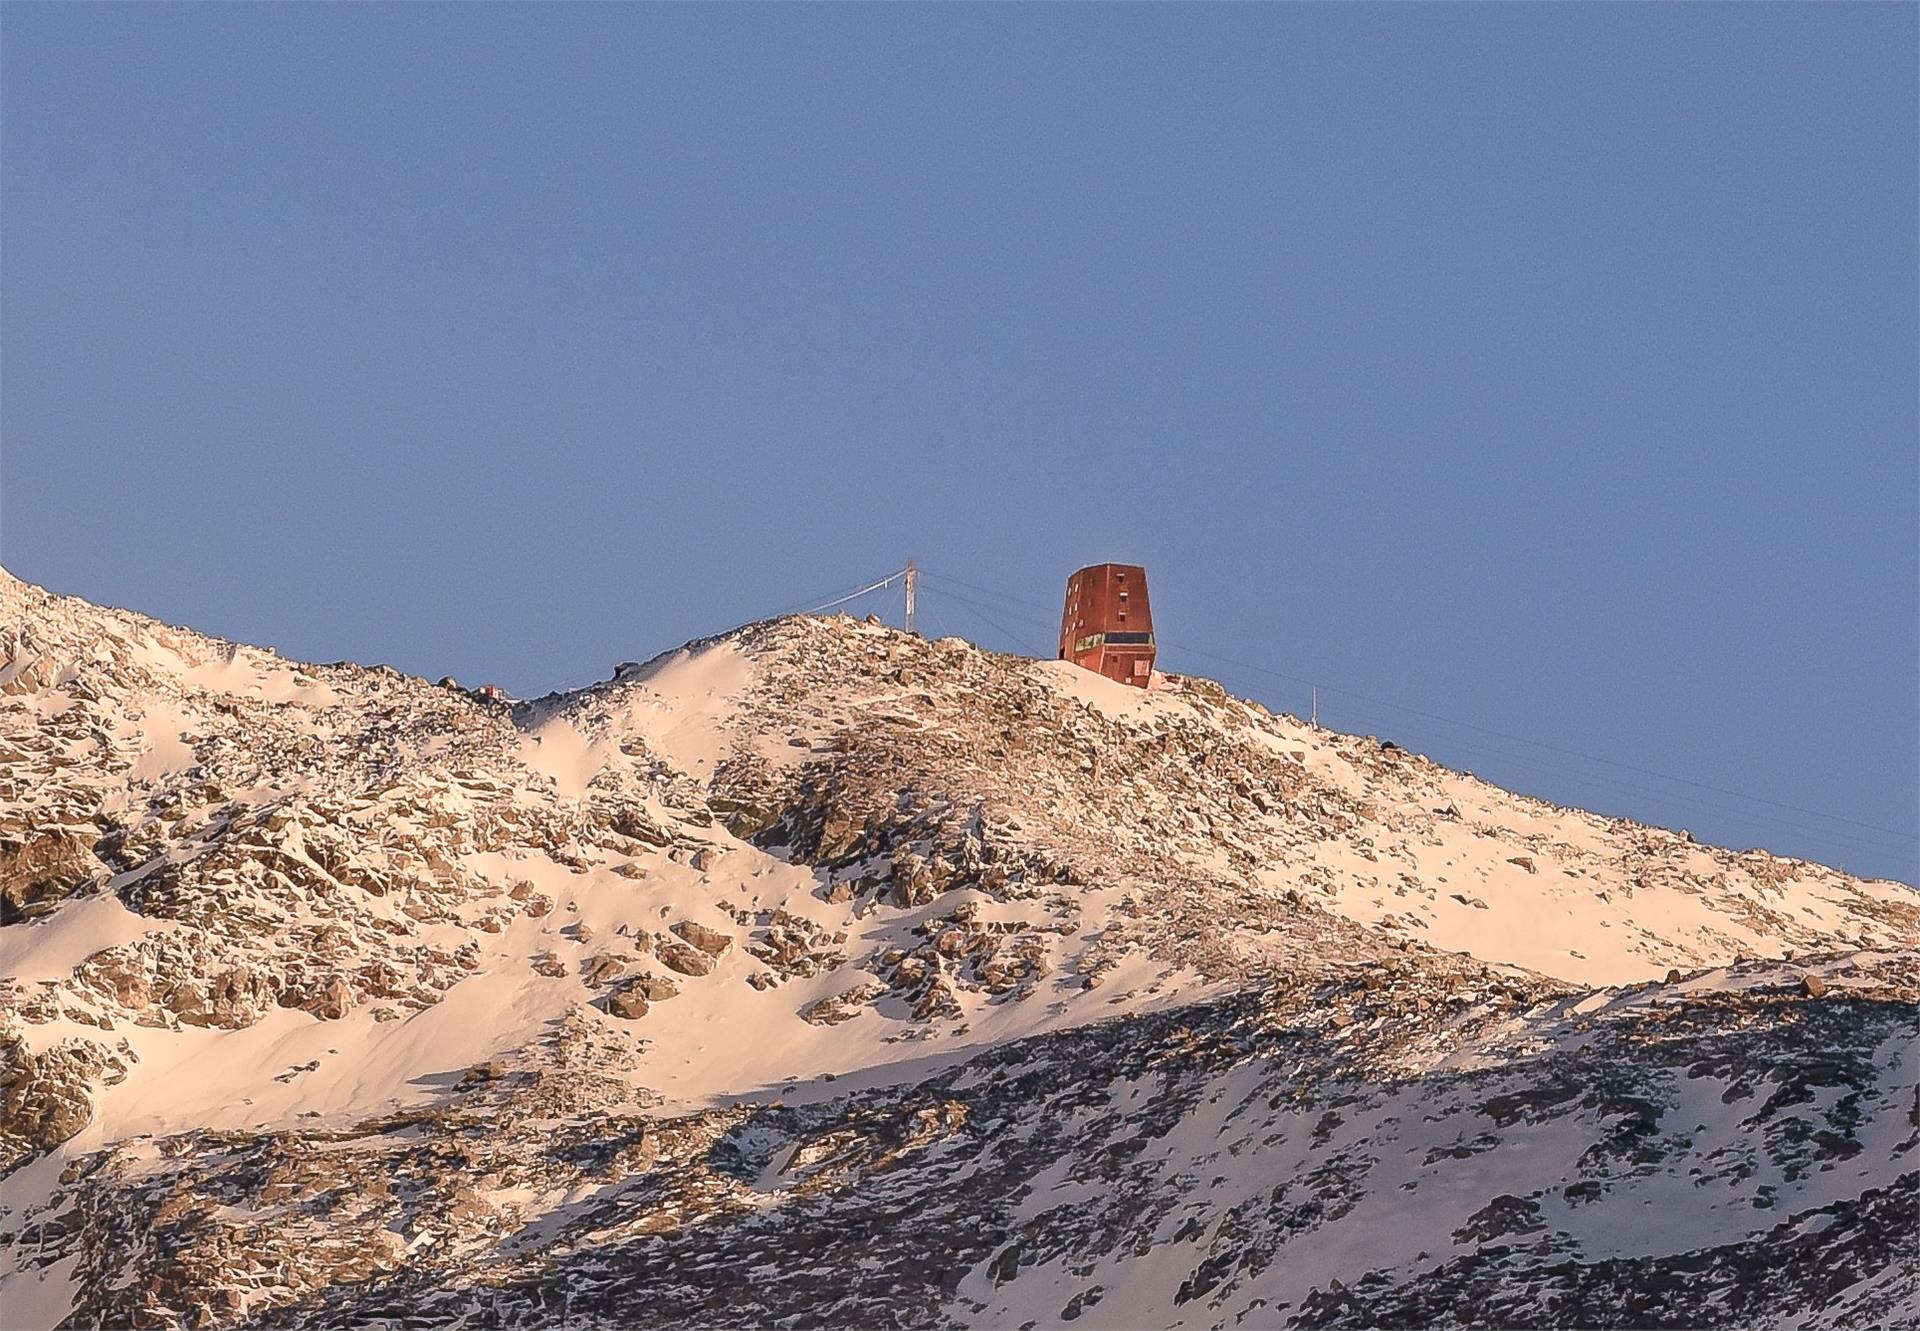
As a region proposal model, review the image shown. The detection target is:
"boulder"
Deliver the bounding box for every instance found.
[706,796,781,841]
[310,976,354,1021]
[80,949,152,1010]
[0,828,99,924]
[0,1037,100,1172]
[168,966,277,1029]
[816,807,867,863]
[671,921,733,955]
[800,986,881,1026]
[891,851,937,909]
[656,939,715,977]
[635,974,680,1001]
[606,987,649,1020]
[609,808,672,848]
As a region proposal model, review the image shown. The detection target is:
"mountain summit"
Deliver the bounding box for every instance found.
[2,568,1914,1329]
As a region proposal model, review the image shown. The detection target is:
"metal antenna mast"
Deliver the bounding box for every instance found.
[904,560,917,634]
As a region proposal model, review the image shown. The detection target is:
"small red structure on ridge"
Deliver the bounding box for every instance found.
[1058,563,1156,687]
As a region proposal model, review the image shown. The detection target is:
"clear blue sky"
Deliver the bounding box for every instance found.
[3,5,1914,880]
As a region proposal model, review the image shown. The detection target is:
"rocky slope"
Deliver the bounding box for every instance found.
[0,566,1914,1329]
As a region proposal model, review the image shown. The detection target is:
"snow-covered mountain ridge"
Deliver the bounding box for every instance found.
[1,566,1913,1329]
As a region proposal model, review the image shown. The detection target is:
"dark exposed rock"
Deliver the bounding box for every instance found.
[308,975,354,1021]
[1453,1193,1546,1245]
[581,953,629,987]
[671,920,733,955]
[606,987,649,1020]
[800,981,886,1026]
[165,966,278,1028]
[27,968,1904,1331]
[656,939,716,977]
[0,827,99,924]
[0,1035,101,1171]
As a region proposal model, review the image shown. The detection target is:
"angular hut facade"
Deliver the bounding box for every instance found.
[1058,563,1156,687]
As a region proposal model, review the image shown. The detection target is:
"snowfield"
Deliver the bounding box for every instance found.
[0,565,1914,1329]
